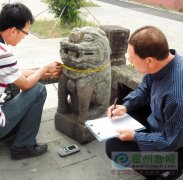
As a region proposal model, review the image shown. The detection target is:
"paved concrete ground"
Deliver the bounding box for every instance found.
[0,0,183,180]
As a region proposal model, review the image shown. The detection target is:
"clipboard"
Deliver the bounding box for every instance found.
[85,113,145,141]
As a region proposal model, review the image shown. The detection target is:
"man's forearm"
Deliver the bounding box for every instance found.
[21,69,36,77]
[25,67,48,87]
[15,67,47,91]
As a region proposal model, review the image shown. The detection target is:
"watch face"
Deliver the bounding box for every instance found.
[68,145,76,150]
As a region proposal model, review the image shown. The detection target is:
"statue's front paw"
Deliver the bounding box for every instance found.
[57,106,70,114]
[77,117,85,124]
[88,108,105,119]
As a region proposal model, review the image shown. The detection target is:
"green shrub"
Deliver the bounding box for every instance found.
[48,0,84,24]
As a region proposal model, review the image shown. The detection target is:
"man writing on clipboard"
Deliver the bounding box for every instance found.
[106,26,183,179]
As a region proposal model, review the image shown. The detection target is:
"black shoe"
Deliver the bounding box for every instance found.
[11,143,48,160]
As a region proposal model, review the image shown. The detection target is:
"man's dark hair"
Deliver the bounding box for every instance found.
[128,26,169,61]
[0,3,34,31]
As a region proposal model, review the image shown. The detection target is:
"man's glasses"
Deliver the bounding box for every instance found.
[16,27,29,36]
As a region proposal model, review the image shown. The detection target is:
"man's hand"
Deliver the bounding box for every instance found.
[107,103,135,141]
[107,104,127,119]
[44,61,62,75]
[116,129,135,141]
[42,61,62,79]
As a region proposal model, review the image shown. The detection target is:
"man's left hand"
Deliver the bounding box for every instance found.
[116,129,135,141]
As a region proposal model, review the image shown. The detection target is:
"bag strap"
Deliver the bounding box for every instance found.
[0,34,5,44]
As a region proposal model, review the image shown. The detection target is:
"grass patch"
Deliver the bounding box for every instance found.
[31,0,99,38]
[30,19,97,38]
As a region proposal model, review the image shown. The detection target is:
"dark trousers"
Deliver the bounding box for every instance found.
[0,83,47,146]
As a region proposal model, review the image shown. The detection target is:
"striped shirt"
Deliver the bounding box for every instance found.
[0,37,21,126]
[123,49,183,151]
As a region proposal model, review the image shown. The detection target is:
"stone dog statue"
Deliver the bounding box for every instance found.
[57,27,111,123]
[55,26,111,143]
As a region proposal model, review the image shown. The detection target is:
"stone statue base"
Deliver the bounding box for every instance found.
[55,112,95,144]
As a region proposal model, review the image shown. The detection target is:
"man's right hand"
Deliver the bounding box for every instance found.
[107,105,127,119]
[44,61,62,75]
[42,61,62,79]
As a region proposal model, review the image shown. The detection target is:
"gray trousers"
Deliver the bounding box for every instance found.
[0,83,47,147]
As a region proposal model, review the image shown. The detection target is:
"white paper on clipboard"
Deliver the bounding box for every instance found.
[85,114,145,141]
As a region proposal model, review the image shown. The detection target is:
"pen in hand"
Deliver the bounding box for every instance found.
[111,97,118,118]
[113,98,118,109]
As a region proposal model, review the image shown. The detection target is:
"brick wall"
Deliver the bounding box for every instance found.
[135,0,183,11]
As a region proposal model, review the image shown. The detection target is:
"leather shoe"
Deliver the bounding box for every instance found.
[11,143,48,160]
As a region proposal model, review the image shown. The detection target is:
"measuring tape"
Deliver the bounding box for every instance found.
[61,62,110,73]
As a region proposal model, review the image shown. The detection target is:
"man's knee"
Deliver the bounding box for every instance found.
[106,139,112,159]
[34,83,47,101]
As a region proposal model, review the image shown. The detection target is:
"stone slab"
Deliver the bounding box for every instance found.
[55,112,95,144]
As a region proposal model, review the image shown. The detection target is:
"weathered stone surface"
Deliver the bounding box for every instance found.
[110,64,143,105]
[55,26,111,144]
[100,25,130,65]
[55,112,95,144]
[111,65,143,90]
